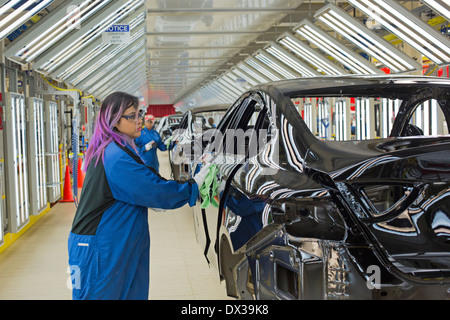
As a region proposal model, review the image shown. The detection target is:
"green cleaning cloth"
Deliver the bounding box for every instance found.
[165,135,174,147]
[199,164,220,209]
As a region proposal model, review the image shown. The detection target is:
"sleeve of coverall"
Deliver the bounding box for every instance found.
[157,138,167,152]
[133,135,147,155]
[104,145,198,209]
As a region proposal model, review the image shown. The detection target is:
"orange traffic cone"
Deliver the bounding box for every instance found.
[77,157,85,188]
[60,165,74,202]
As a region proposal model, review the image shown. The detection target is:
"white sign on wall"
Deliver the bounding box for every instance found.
[102,25,131,44]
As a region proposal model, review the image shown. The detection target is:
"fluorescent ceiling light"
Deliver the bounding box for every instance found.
[40,0,144,72]
[73,30,145,86]
[0,0,54,40]
[58,14,145,80]
[236,62,270,83]
[222,74,246,94]
[230,67,259,86]
[216,77,243,97]
[347,0,450,64]
[88,52,145,92]
[245,57,283,81]
[265,43,319,77]
[314,3,420,72]
[277,32,345,75]
[0,0,22,17]
[294,19,381,74]
[18,0,111,62]
[421,0,450,21]
[254,51,298,79]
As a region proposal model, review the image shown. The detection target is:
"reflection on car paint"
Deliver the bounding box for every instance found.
[188,75,450,300]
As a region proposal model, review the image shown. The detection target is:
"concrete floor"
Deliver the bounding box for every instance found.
[0,150,230,300]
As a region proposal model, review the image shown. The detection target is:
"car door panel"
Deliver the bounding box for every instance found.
[195,93,271,268]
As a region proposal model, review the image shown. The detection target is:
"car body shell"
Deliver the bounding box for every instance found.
[189,75,450,300]
[168,105,229,180]
[155,114,183,143]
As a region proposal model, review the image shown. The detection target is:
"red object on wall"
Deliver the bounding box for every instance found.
[350,97,355,112]
[147,104,176,118]
[381,67,391,74]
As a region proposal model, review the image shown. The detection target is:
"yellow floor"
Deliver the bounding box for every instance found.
[0,151,230,300]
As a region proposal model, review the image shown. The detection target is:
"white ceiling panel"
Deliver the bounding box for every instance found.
[3,1,449,110]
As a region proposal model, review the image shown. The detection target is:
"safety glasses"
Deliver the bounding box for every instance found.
[121,109,146,121]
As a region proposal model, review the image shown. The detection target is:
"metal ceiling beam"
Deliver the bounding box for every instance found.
[146,30,290,36]
[147,57,231,61]
[146,8,303,14]
[147,69,215,73]
[147,65,221,70]
[146,46,260,50]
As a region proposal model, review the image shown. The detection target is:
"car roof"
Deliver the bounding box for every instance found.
[251,75,450,99]
[189,104,230,114]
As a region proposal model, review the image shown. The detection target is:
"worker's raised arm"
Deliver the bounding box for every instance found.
[103,142,198,209]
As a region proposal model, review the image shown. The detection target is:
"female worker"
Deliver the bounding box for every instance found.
[134,114,166,172]
[67,92,210,300]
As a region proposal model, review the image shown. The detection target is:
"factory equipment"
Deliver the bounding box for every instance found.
[27,97,47,215]
[45,101,61,203]
[4,93,29,233]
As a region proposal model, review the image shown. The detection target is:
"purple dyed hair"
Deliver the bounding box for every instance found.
[83,91,140,170]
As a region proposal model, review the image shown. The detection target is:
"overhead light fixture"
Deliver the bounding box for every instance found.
[294,19,382,74]
[73,34,145,87]
[217,76,244,97]
[230,67,259,86]
[94,61,146,96]
[39,0,144,72]
[0,0,54,40]
[14,0,112,62]
[254,50,299,79]
[264,43,319,77]
[59,15,146,81]
[222,74,246,94]
[245,57,283,81]
[421,0,450,21]
[56,12,146,79]
[277,32,346,75]
[236,61,271,84]
[87,51,146,92]
[347,0,450,64]
[76,36,145,89]
[314,3,420,73]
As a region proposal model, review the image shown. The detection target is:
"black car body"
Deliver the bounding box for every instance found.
[191,75,450,300]
[169,105,229,180]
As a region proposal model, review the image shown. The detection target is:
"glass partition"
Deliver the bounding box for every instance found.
[292,95,449,141]
[46,101,61,203]
[27,97,47,215]
[4,93,29,233]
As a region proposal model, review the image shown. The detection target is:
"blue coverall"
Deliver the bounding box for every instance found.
[68,141,198,300]
[134,127,167,172]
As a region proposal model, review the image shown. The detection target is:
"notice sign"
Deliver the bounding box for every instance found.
[102,24,130,44]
